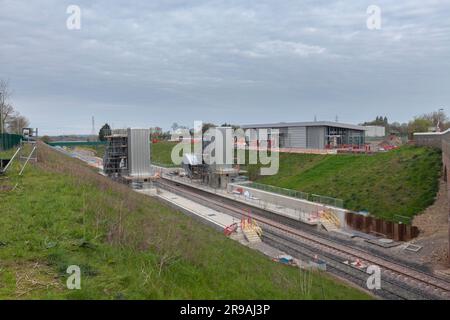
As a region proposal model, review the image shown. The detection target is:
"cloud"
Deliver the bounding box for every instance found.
[0,0,449,134]
[233,40,326,58]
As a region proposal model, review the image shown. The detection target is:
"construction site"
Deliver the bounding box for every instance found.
[2,121,437,300]
[2,1,450,314]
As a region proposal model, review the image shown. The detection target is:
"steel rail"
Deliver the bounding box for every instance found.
[156,178,450,299]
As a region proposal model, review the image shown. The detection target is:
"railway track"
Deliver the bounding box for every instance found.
[155,178,450,300]
[262,231,413,300]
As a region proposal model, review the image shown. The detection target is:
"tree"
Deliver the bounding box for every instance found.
[0,103,14,133]
[202,122,216,133]
[171,122,179,132]
[408,118,433,138]
[0,80,30,135]
[98,123,111,141]
[361,116,388,128]
[221,123,240,130]
[0,80,13,134]
[389,121,408,136]
[7,112,30,134]
[419,110,448,131]
[41,135,51,143]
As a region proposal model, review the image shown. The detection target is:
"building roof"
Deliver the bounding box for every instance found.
[241,121,366,131]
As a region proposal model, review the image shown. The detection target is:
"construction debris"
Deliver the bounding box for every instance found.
[378,134,403,151]
[224,223,238,236]
[273,255,299,266]
[343,259,367,269]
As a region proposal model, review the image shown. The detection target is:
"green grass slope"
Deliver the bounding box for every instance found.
[151,141,180,166]
[254,146,442,220]
[0,145,369,299]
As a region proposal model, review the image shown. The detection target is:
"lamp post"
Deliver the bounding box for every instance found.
[437,107,444,132]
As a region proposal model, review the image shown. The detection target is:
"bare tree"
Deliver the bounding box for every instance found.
[7,112,30,134]
[420,110,448,131]
[0,79,14,134]
[1,104,15,132]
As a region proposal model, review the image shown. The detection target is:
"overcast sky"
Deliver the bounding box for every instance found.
[1,0,449,135]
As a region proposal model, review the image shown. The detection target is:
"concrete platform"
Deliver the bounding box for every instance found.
[139,188,239,229]
[161,174,321,226]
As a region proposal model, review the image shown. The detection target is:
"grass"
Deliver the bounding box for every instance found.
[86,141,175,166]
[73,145,106,158]
[151,141,182,167]
[149,142,442,219]
[0,144,369,299]
[252,146,442,219]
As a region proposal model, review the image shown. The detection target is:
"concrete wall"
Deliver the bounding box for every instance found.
[442,134,450,265]
[414,129,450,264]
[229,182,349,228]
[414,131,448,149]
[364,126,385,137]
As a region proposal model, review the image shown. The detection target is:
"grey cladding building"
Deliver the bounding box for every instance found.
[242,121,366,149]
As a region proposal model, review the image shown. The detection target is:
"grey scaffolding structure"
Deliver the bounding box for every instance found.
[103,130,128,177]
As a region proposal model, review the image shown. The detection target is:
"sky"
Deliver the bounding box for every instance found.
[1,0,450,135]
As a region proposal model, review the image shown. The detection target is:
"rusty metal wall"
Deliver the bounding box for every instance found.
[345,212,419,241]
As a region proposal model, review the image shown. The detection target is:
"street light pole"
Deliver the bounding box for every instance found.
[437,107,445,132]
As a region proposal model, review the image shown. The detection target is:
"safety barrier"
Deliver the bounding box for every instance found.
[241,181,344,208]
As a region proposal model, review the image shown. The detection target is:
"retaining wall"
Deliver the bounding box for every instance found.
[229,182,419,241]
[414,130,449,149]
[414,130,450,264]
[228,182,348,228]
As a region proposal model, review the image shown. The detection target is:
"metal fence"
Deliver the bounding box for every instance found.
[0,133,22,151]
[46,141,106,147]
[242,181,344,208]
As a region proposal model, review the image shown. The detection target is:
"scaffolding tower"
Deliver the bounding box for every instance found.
[103,130,128,177]
[102,128,152,187]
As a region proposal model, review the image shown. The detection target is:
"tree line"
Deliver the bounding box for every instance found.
[97,113,449,142]
[0,79,30,135]
[362,110,449,138]
[97,122,239,142]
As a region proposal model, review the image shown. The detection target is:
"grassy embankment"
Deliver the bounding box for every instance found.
[251,146,442,220]
[151,141,184,167]
[0,144,369,299]
[149,142,442,220]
